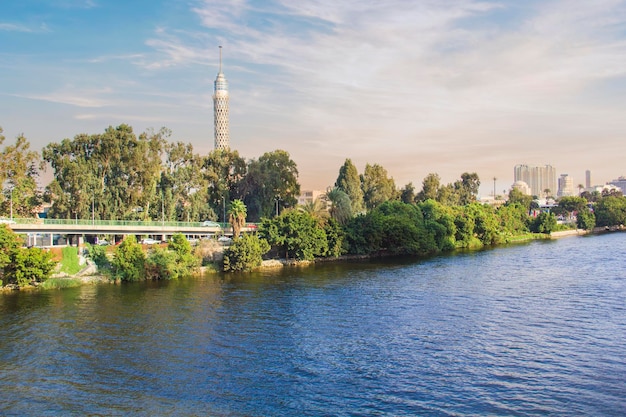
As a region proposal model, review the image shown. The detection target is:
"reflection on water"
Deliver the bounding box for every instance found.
[1,235,625,416]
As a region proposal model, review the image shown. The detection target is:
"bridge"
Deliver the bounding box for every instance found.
[2,218,254,246]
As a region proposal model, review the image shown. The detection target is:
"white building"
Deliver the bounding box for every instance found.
[514,164,557,197]
[557,174,575,197]
[213,46,230,150]
[608,176,626,195]
[511,180,532,195]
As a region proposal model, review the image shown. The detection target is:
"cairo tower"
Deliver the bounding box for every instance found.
[213,46,229,150]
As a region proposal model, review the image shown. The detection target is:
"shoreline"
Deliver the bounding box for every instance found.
[2,227,624,292]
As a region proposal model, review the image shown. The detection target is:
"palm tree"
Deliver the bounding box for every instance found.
[578,184,584,195]
[326,188,352,225]
[228,199,247,239]
[298,197,329,221]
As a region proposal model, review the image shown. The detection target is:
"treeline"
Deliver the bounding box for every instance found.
[2,124,626,280]
[1,124,300,222]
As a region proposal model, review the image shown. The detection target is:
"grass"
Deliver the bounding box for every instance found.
[60,246,82,275]
[41,277,82,290]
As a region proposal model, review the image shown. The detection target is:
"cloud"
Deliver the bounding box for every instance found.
[0,23,34,32]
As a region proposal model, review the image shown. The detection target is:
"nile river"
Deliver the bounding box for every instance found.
[1,233,625,416]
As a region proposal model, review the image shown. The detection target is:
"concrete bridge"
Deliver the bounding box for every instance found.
[3,218,253,246]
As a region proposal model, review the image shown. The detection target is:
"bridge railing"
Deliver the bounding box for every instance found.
[8,218,228,228]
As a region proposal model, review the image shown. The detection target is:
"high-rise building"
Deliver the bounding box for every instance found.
[513,164,557,198]
[585,170,591,189]
[557,174,575,197]
[213,46,229,150]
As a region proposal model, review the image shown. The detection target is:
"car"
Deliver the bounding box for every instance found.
[202,221,221,228]
[97,239,110,246]
[140,238,160,245]
[218,236,233,245]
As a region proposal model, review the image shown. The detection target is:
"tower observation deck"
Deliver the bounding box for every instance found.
[213,46,229,150]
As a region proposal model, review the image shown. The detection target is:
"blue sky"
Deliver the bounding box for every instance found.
[1,0,625,195]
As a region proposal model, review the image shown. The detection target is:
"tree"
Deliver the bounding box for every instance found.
[0,224,55,287]
[259,210,328,260]
[326,187,352,225]
[507,188,533,212]
[400,182,416,204]
[43,125,167,221]
[576,206,595,230]
[335,158,365,214]
[417,173,441,202]
[240,150,300,221]
[361,163,396,210]
[298,197,329,221]
[223,234,270,272]
[228,199,247,239]
[1,133,42,218]
[530,211,557,234]
[204,148,247,223]
[454,172,480,206]
[594,196,626,227]
[112,235,146,281]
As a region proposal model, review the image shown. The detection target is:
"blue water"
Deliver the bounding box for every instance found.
[1,234,625,416]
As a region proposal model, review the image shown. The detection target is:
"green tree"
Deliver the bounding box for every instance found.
[204,148,247,223]
[417,173,441,203]
[112,235,146,281]
[454,172,481,206]
[361,163,396,210]
[530,211,557,234]
[497,203,530,237]
[576,206,596,230]
[335,158,365,214]
[326,187,352,225]
[594,196,626,227]
[228,199,247,239]
[223,234,270,272]
[168,233,199,271]
[241,150,300,221]
[1,133,42,218]
[418,199,457,251]
[259,210,327,260]
[0,224,55,287]
[43,125,167,221]
[507,188,533,212]
[400,182,416,204]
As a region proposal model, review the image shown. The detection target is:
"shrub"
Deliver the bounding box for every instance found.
[145,247,180,280]
[223,235,270,272]
[111,235,145,282]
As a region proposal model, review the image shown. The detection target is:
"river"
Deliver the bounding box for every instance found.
[1,233,625,416]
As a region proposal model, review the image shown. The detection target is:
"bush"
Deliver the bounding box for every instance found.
[530,212,557,234]
[145,247,180,280]
[111,235,146,282]
[86,243,111,271]
[223,235,270,272]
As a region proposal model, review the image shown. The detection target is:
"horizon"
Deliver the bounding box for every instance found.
[2,0,625,196]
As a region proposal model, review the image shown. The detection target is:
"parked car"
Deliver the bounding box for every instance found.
[140,238,160,245]
[202,221,221,228]
[218,236,233,245]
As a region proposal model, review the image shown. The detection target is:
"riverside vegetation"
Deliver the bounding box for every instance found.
[1,124,626,286]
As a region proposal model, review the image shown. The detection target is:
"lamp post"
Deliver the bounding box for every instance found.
[92,192,95,225]
[274,196,281,217]
[222,196,226,228]
[10,186,13,221]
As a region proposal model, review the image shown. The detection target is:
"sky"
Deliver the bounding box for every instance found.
[1,0,625,196]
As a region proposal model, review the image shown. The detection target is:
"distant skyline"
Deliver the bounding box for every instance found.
[1,0,625,196]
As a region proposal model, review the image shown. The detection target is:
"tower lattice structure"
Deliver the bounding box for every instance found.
[213,46,229,150]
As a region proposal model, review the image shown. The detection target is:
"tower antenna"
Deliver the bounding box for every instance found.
[219,45,222,73]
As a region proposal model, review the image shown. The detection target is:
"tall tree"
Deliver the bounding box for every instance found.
[204,148,247,223]
[228,199,247,239]
[400,182,416,204]
[335,158,364,214]
[417,173,441,202]
[326,187,352,225]
[454,172,480,206]
[361,163,396,211]
[240,150,300,221]
[0,133,42,218]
